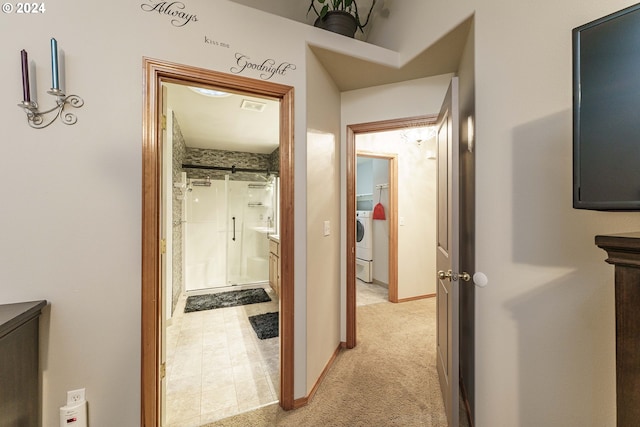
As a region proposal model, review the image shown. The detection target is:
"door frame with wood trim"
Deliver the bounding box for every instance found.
[141,57,296,426]
[346,115,437,348]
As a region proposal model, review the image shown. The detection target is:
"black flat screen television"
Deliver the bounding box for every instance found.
[573,3,640,210]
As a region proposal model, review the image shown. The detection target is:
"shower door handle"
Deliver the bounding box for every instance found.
[232,217,236,241]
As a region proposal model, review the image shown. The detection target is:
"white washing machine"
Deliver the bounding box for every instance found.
[356,211,373,260]
[356,211,373,282]
[356,258,372,283]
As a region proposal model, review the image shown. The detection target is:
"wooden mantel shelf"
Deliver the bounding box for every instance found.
[596,232,640,266]
[596,232,640,427]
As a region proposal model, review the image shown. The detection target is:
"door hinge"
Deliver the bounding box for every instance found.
[161,114,167,131]
[160,362,166,379]
[160,239,166,254]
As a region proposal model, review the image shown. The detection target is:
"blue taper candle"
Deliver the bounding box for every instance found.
[50,38,59,90]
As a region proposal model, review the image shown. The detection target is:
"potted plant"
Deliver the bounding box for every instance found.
[307,0,377,38]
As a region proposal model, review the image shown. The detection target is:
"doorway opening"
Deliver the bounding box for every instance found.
[346,115,437,348]
[355,153,396,305]
[141,58,295,427]
[163,80,281,424]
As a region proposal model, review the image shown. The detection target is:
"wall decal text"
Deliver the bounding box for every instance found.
[205,36,229,48]
[140,0,198,27]
[230,53,296,81]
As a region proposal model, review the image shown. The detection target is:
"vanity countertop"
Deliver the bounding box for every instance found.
[269,234,280,243]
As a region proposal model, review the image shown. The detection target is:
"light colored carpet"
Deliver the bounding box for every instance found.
[203,298,447,427]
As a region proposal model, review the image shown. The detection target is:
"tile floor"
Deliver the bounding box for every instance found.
[165,280,388,427]
[356,279,388,306]
[165,285,280,427]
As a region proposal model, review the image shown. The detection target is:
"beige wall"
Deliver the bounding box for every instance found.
[305,47,342,395]
[383,0,640,425]
[474,1,640,424]
[0,1,346,423]
[367,0,473,64]
[4,0,640,425]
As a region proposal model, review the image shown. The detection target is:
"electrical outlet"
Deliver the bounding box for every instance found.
[67,388,85,405]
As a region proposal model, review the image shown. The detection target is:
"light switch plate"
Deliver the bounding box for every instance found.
[323,220,330,236]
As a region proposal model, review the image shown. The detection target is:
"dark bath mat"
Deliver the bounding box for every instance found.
[184,288,271,313]
[248,312,279,340]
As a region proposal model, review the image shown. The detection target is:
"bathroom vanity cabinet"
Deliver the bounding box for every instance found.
[0,300,47,427]
[269,235,280,297]
[596,232,640,426]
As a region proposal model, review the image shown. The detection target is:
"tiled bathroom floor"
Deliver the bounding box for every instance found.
[356,279,388,306]
[165,280,386,426]
[165,285,280,427]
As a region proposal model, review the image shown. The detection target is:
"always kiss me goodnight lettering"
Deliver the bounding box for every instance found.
[140,0,198,27]
[230,53,297,81]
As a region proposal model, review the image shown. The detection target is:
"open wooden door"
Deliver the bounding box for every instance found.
[436,77,460,427]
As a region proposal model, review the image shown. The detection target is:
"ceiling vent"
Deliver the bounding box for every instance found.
[240,99,266,112]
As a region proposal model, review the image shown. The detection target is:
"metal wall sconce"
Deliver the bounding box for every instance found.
[17,38,84,129]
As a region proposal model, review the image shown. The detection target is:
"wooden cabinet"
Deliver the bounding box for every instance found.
[269,236,280,296]
[596,232,640,427]
[0,300,46,427]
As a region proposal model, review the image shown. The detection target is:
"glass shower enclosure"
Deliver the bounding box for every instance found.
[184,174,277,291]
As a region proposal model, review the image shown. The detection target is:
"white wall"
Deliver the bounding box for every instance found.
[356,158,373,197]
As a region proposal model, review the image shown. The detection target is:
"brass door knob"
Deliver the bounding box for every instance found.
[438,270,452,280]
[438,270,471,282]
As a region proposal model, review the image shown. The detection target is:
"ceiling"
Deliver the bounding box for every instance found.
[165,83,280,154]
[168,2,472,153]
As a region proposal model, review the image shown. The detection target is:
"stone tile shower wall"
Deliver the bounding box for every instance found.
[269,147,279,173]
[183,147,279,181]
[171,113,186,314]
